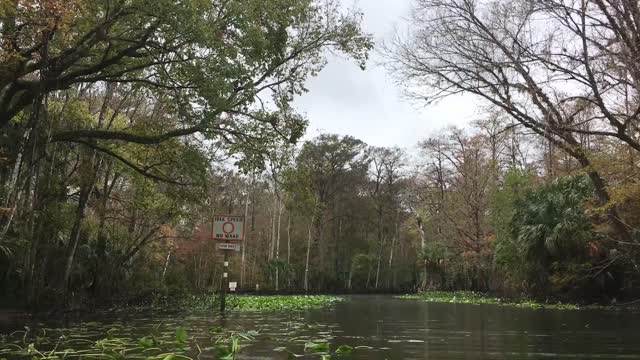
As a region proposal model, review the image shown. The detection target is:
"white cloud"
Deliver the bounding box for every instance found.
[293,0,481,148]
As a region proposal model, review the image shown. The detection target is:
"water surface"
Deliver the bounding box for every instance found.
[2,295,639,359]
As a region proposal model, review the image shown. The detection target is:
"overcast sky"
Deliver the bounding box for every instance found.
[293,0,480,148]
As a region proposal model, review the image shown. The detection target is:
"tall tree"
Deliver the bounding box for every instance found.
[294,134,367,289]
[386,0,631,241]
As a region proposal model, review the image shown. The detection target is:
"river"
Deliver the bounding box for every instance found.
[2,295,640,359]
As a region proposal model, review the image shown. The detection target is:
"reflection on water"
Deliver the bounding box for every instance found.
[2,295,640,359]
[311,295,640,359]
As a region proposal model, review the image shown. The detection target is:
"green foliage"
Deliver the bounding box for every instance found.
[420,241,447,264]
[490,168,536,288]
[349,253,376,288]
[512,176,594,260]
[398,291,580,310]
[0,0,374,307]
[305,341,330,352]
[499,175,600,297]
[175,327,189,345]
[231,295,342,311]
[178,294,341,312]
[0,323,260,360]
[214,333,249,360]
[264,259,296,285]
[335,344,354,355]
[0,318,361,360]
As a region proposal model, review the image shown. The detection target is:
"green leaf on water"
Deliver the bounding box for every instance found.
[175,327,188,344]
[335,344,353,355]
[208,326,223,334]
[214,343,231,357]
[304,341,329,352]
[138,336,154,348]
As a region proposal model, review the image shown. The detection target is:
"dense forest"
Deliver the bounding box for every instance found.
[2,0,640,310]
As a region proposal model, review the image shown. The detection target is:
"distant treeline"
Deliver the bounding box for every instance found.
[3,0,640,309]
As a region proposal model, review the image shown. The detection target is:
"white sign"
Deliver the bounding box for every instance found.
[229,281,237,291]
[217,243,241,251]
[213,214,245,241]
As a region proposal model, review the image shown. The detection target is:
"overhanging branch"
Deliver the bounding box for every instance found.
[69,139,191,185]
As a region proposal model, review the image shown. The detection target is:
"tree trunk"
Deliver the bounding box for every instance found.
[93,161,114,297]
[366,262,371,289]
[61,181,93,303]
[571,149,632,242]
[241,188,250,289]
[304,218,314,292]
[375,236,384,289]
[375,206,384,289]
[0,128,30,242]
[275,200,282,291]
[388,235,397,289]
[269,195,277,260]
[316,211,326,289]
[586,169,632,242]
[286,213,291,288]
[347,263,353,290]
[161,250,172,283]
[388,209,401,289]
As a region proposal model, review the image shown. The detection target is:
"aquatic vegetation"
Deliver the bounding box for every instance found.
[0,311,354,359]
[275,340,355,359]
[398,291,582,310]
[305,340,330,352]
[231,295,343,311]
[0,295,348,359]
[180,294,343,312]
[335,344,354,355]
[0,323,258,360]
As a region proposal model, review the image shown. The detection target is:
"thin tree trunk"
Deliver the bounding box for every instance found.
[388,236,396,288]
[250,238,257,288]
[388,210,400,289]
[25,154,41,307]
[413,212,428,290]
[62,179,93,302]
[161,250,171,283]
[241,187,250,289]
[275,200,282,291]
[375,236,384,289]
[316,213,326,289]
[375,206,383,289]
[304,217,314,292]
[0,129,29,242]
[347,263,353,290]
[366,262,371,289]
[93,161,113,297]
[286,213,291,288]
[269,195,277,260]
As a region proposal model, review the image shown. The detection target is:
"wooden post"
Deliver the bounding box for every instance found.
[220,251,229,313]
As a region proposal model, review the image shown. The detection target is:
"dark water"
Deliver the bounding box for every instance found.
[2,295,640,359]
[311,295,640,359]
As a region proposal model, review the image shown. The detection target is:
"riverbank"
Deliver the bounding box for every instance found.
[398,291,602,310]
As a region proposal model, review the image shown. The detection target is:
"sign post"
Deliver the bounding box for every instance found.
[213,214,244,313]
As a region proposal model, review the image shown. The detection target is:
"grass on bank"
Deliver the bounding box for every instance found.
[180,294,343,312]
[398,291,582,310]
